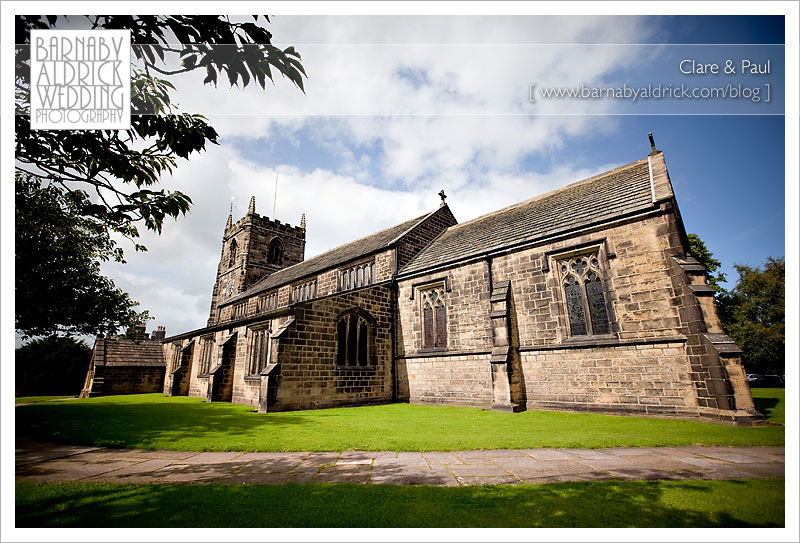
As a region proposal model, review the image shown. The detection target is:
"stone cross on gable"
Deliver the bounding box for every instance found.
[438,189,447,207]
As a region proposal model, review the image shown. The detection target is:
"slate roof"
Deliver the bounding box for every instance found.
[400,157,656,275]
[100,338,165,367]
[222,209,437,306]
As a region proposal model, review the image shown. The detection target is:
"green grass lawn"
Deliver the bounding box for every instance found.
[15,395,75,404]
[15,391,784,452]
[15,478,784,528]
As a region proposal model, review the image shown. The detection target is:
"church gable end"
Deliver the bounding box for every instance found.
[393,204,458,270]
[394,149,761,425]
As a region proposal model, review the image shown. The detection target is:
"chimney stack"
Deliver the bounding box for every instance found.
[132,323,147,341]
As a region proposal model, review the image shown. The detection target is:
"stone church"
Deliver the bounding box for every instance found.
[81,141,762,425]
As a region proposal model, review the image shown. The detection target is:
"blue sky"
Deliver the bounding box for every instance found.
[11,12,787,341]
[215,14,786,291]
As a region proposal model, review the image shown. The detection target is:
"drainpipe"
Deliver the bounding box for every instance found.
[391,246,399,402]
[486,256,494,293]
[391,278,398,402]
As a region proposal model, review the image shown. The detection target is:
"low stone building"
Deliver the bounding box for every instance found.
[80,325,167,397]
[99,142,762,424]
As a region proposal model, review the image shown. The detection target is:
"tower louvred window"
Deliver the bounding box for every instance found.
[267,238,284,266]
[229,239,238,268]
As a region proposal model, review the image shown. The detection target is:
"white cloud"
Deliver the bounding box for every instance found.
[97,15,662,339]
[101,142,623,339]
[163,16,656,183]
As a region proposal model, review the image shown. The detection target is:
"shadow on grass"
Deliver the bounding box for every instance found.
[753,396,779,421]
[15,395,313,451]
[15,479,784,528]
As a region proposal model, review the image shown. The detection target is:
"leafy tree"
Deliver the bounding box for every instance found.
[14,15,306,337]
[719,258,785,375]
[15,173,146,337]
[687,233,727,294]
[15,336,92,396]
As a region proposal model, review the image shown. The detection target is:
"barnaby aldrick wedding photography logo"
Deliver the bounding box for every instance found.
[30,29,131,130]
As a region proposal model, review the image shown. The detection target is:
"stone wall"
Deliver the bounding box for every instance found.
[188,334,212,399]
[520,341,698,416]
[100,366,165,395]
[395,206,757,422]
[270,284,394,411]
[396,353,493,407]
[495,213,684,346]
[183,283,395,411]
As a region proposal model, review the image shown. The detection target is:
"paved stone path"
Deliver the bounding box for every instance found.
[15,438,784,486]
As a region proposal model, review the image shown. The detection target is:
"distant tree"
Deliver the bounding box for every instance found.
[719,258,785,375]
[15,336,92,396]
[687,233,727,294]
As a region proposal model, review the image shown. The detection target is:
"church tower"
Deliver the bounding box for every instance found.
[207,196,306,325]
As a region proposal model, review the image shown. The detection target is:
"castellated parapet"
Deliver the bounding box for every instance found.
[207,197,306,326]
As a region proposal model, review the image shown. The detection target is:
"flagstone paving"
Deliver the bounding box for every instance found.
[15,438,784,486]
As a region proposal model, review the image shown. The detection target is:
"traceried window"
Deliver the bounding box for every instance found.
[228,239,238,268]
[336,310,374,367]
[558,252,611,337]
[339,261,376,291]
[199,335,215,374]
[420,286,447,350]
[267,238,284,266]
[247,325,271,375]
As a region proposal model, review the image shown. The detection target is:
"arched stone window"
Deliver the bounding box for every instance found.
[558,252,611,336]
[420,287,447,350]
[335,308,376,367]
[228,239,238,268]
[267,238,284,266]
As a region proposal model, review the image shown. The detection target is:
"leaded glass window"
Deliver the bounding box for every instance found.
[336,311,372,367]
[558,252,611,337]
[199,335,215,374]
[247,325,271,375]
[564,275,587,336]
[420,286,448,350]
